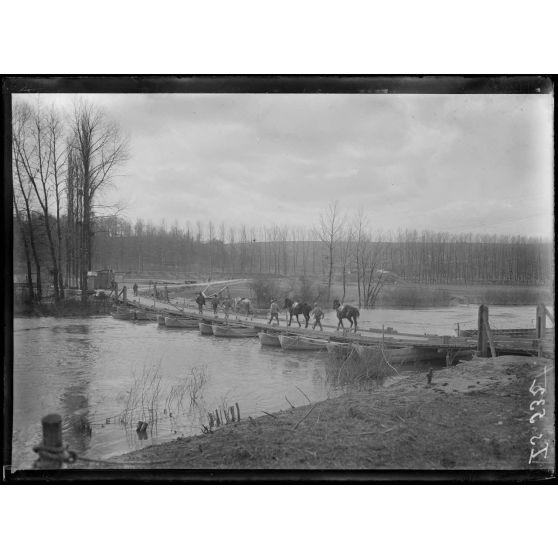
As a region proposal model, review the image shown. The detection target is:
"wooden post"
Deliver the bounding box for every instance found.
[477,305,489,357]
[482,314,497,358]
[34,414,63,469]
[42,413,63,449]
[235,402,241,422]
[544,306,555,325]
[536,303,546,357]
[536,303,546,337]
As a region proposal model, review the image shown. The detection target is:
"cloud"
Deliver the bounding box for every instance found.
[16,92,554,238]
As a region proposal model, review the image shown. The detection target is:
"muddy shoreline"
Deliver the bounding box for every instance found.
[75,355,555,471]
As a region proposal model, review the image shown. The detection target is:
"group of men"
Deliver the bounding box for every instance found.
[196,292,234,318]
[196,292,325,329]
[132,282,168,302]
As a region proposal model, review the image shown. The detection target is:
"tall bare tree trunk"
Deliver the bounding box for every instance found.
[13,199,35,302]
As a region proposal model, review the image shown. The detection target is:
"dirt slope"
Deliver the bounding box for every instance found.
[78,355,555,471]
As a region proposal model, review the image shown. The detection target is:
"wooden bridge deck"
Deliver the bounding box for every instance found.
[122,297,555,358]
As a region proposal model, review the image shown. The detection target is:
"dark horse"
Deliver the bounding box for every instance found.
[333,299,360,332]
[284,298,312,328]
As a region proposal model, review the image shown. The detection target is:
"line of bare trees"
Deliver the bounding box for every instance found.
[29,210,549,307]
[12,99,127,303]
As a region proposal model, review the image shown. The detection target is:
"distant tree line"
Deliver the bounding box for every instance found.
[15,210,551,299]
[84,215,552,286]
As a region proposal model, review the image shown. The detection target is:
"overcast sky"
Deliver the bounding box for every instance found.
[20,92,554,239]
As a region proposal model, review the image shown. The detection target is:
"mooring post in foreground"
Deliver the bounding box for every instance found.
[477,305,490,357]
[34,414,64,469]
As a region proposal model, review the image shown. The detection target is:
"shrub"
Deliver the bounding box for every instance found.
[325,344,397,390]
[285,275,328,304]
[250,278,278,306]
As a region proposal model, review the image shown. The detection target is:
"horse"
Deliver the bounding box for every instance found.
[284,298,312,328]
[233,297,253,318]
[333,298,360,332]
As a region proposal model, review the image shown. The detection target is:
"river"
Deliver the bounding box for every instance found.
[11,305,540,470]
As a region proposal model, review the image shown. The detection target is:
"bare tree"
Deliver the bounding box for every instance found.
[13,197,35,302]
[13,103,43,300]
[339,223,354,302]
[316,201,343,303]
[13,101,67,300]
[219,222,226,273]
[208,220,215,278]
[69,100,128,301]
[354,212,387,308]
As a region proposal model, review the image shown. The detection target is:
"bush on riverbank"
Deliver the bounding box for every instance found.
[325,345,396,389]
[250,277,279,306]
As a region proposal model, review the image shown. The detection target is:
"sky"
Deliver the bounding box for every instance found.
[17,92,554,239]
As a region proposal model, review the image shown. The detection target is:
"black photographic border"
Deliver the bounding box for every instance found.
[2,74,555,484]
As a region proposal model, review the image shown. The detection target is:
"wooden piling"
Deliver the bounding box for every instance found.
[536,303,546,338]
[482,314,497,358]
[42,414,63,449]
[34,414,63,469]
[536,303,546,357]
[235,402,240,422]
[477,305,489,357]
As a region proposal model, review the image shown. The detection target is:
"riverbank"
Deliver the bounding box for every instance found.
[81,355,554,470]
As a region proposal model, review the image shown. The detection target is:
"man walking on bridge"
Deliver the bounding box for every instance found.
[211,296,220,317]
[195,292,206,315]
[311,303,324,331]
[223,297,233,320]
[268,299,280,325]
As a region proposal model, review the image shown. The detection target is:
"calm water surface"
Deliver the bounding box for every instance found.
[12,305,539,469]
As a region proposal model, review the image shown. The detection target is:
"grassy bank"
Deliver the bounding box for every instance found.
[77,355,554,470]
